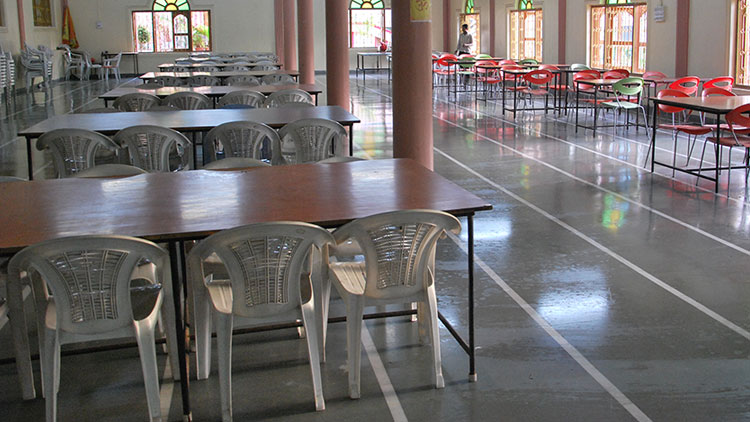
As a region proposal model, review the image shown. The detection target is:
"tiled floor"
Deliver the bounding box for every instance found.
[0,73,748,421]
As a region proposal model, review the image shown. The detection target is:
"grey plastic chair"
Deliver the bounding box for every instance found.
[217,90,265,109]
[154,76,184,86]
[113,93,162,112]
[224,75,260,86]
[278,118,347,164]
[113,125,193,172]
[204,121,284,165]
[72,164,148,178]
[264,89,314,108]
[203,157,270,170]
[261,74,296,85]
[570,63,591,71]
[253,64,280,71]
[187,222,333,420]
[325,210,461,399]
[163,92,211,110]
[36,129,120,178]
[188,75,221,87]
[7,235,179,422]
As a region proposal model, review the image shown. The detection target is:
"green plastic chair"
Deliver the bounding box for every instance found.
[519,58,538,66]
[475,54,493,59]
[601,77,650,136]
[571,63,591,71]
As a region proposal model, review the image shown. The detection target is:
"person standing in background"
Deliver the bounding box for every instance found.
[456,24,473,55]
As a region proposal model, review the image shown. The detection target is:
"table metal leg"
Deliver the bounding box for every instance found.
[650,104,657,172]
[26,137,34,180]
[349,124,355,156]
[575,85,580,132]
[593,86,599,134]
[715,113,721,193]
[168,241,192,422]
[467,214,476,381]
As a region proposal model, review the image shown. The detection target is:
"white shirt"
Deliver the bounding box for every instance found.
[456,31,473,53]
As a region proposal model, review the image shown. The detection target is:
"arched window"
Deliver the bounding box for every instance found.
[509,0,543,62]
[590,1,647,73]
[132,0,211,53]
[349,0,391,48]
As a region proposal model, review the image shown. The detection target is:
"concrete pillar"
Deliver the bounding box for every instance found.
[274,0,285,62]
[558,0,567,64]
[17,0,26,47]
[283,0,298,71]
[392,0,433,169]
[675,0,690,76]
[297,0,315,84]
[443,0,451,52]
[489,0,495,56]
[325,0,350,108]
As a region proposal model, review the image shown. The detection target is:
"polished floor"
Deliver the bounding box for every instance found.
[0,73,748,421]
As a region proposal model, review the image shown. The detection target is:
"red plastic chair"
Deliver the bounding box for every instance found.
[668,76,701,96]
[701,104,750,187]
[702,76,734,93]
[499,59,517,65]
[603,69,629,79]
[653,89,712,172]
[474,60,501,87]
[643,71,667,81]
[518,70,555,113]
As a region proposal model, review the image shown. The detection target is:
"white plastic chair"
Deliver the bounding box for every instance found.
[217,90,265,109]
[261,74,296,86]
[203,157,270,170]
[7,235,179,422]
[187,222,334,420]
[203,120,284,165]
[325,210,461,399]
[188,75,221,87]
[113,125,193,172]
[278,118,347,164]
[163,91,211,110]
[154,76,184,87]
[264,89,314,108]
[113,93,162,112]
[36,129,120,178]
[224,75,260,86]
[58,45,87,81]
[100,53,122,81]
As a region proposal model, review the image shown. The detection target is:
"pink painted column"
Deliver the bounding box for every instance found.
[558,0,566,63]
[325,0,350,109]
[489,0,495,56]
[675,0,689,76]
[297,0,315,84]
[275,0,285,62]
[17,0,26,47]
[392,0,433,169]
[283,0,298,71]
[443,0,451,52]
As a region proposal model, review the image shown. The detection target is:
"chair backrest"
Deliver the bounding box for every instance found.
[656,88,689,114]
[332,210,461,300]
[36,129,120,178]
[643,70,667,80]
[187,75,220,87]
[457,55,475,69]
[225,65,249,72]
[113,93,162,112]
[573,71,598,90]
[203,120,284,164]
[702,86,736,98]
[264,89,314,108]
[261,74,296,85]
[72,164,148,178]
[539,64,559,71]
[188,222,333,318]
[523,69,553,86]
[499,59,517,65]
[154,76,184,86]
[725,104,750,136]
[113,125,193,172]
[519,58,538,65]
[224,75,261,86]
[217,90,266,108]
[8,235,169,334]
[703,76,734,92]
[104,53,122,67]
[203,157,270,170]
[163,91,211,110]
[612,77,643,97]
[253,64,280,71]
[196,66,219,72]
[570,63,590,71]
[436,53,458,68]
[278,118,347,164]
[603,69,628,80]
[668,76,701,96]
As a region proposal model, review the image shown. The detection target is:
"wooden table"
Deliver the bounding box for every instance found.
[158,62,282,71]
[0,158,492,420]
[139,70,299,82]
[649,95,750,192]
[99,84,323,107]
[18,106,360,179]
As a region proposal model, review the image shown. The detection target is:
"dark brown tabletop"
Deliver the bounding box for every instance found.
[648,95,750,114]
[18,105,359,138]
[140,70,299,80]
[158,62,281,70]
[99,84,322,100]
[0,159,492,254]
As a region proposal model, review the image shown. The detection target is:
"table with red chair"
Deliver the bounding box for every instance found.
[648,95,750,192]
[500,67,558,117]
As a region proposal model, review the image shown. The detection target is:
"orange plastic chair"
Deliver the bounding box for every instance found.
[668,76,701,96]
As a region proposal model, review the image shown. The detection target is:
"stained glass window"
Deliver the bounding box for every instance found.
[349,0,390,48]
[737,0,750,85]
[465,0,475,14]
[518,0,532,10]
[133,0,211,52]
[590,3,647,73]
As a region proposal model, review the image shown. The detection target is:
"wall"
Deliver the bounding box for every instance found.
[0,0,22,53]
[688,0,731,77]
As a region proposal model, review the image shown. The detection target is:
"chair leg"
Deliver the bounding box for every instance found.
[346,297,365,399]
[216,313,234,422]
[134,320,163,422]
[301,300,325,411]
[425,285,444,389]
[192,280,212,380]
[317,252,332,363]
[416,302,429,344]
[159,277,181,382]
[42,327,59,422]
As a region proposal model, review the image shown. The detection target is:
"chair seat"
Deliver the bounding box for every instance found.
[329,262,366,296]
[705,135,750,147]
[549,85,568,90]
[477,76,501,84]
[521,88,549,96]
[658,124,712,136]
[601,101,640,109]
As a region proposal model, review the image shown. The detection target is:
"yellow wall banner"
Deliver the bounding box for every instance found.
[411,0,431,22]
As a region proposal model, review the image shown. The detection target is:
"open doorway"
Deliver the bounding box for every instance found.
[459,13,480,55]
